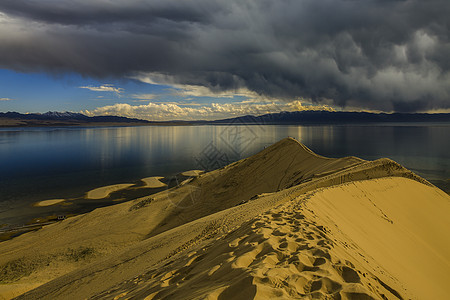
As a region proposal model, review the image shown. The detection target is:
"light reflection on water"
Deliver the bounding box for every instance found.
[0,124,448,225]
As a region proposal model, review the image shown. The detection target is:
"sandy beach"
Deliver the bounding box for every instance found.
[0,138,448,299]
[85,183,135,199]
[181,170,205,177]
[140,176,167,188]
[32,199,66,207]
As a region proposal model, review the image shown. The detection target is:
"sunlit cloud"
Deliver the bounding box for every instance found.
[0,97,13,101]
[83,100,334,121]
[79,84,123,94]
[420,108,450,114]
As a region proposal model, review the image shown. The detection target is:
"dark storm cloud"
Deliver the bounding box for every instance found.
[0,0,449,112]
[0,0,220,25]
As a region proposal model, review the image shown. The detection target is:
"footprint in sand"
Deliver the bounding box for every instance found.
[334,265,361,283]
[309,277,342,294]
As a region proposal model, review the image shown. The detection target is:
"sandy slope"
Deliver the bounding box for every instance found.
[91,177,449,299]
[0,138,448,299]
[304,178,450,299]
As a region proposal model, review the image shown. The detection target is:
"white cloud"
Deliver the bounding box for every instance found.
[0,97,13,101]
[79,84,123,94]
[84,74,333,120]
[83,100,334,121]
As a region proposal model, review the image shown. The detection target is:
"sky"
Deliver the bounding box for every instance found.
[0,0,449,120]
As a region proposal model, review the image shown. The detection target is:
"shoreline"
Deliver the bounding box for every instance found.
[0,171,203,243]
[1,117,449,129]
[0,121,193,128]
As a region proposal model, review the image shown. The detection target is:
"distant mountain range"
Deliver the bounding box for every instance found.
[0,111,151,123]
[1,110,449,127]
[206,111,450,124]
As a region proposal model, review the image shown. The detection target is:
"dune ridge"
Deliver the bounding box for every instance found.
[0,138,448,299]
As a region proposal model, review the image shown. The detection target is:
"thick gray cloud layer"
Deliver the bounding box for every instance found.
[0,0,449,112]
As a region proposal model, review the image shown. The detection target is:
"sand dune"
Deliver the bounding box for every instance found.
[304,178,450,299]
[88,193,389,299]
[0,138,448,299]
[75,178,449,300]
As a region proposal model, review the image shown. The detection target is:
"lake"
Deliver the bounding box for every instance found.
[0,124,449,227]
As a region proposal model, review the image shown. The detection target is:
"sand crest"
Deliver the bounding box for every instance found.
[140,176,167,188]
[32,199,66,207]
[85,184,134,199]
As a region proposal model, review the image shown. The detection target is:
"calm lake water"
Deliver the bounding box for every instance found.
[1,124,449,226]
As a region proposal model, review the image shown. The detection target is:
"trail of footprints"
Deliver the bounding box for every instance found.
[95,201,400,300]
[234,205,375,299]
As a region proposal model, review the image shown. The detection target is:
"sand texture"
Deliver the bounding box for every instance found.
[85,183,134,199]
[0,138,448,299]
[140,177,167,188]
